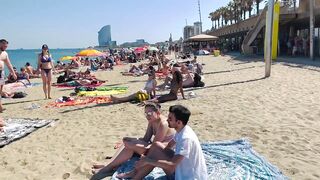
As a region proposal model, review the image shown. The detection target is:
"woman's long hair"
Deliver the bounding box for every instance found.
[173,70,183,84]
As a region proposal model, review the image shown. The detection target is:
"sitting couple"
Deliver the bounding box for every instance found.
[91,104,207,180]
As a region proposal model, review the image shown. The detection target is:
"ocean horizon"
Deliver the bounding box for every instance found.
[5,48,84,74]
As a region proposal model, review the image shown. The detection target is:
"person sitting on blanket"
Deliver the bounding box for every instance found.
[25,62,40,78]
[90,103,175,179]
[157,64,193,89]
[116,105,208,180]
[149,68,186,103]
[18,67,31,84]
[6,67,19,83]
[110,71,157,103]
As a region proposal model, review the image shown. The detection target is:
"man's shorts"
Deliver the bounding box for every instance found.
[0,70,5,85]
[166,172,175,180]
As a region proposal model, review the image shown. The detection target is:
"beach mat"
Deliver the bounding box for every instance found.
[77,87,128,97]
[53,82,104,88]
[0,118,57,148]
[111,139,287,180]
[46,97,112,108]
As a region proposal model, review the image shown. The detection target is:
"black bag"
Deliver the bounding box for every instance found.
[12,92,27,98]
[193,73,205,87]
[57,75,65,83]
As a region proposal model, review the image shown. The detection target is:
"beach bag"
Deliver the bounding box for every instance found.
[57,75,65,83]
[193,73,205,87]
[12,92,27,98]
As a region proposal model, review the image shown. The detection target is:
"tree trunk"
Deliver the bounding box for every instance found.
[256,1,260,15]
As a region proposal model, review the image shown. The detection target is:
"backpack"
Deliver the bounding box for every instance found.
[193,73,205,87]
[12,92,27,98]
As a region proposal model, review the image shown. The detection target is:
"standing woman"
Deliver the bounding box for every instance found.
[38,44,54,99]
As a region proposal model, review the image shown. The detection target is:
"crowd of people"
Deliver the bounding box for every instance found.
[1,38,209,179]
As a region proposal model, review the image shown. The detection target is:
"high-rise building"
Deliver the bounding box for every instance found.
[183,26,194,40]
[98,25,116,47]
[194,22,202,36]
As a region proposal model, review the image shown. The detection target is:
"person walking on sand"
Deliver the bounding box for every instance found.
[0,39,17,112]
[38,44,55,99]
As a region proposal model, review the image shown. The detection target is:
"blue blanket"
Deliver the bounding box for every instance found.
[111,139,287,180]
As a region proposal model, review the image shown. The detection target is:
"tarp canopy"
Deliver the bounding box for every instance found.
[187,34,218,42]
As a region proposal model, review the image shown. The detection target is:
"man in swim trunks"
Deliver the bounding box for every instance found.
[0,39,17,112]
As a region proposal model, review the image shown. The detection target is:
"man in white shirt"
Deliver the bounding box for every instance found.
[0,39,17,112]
[132,105,208,180]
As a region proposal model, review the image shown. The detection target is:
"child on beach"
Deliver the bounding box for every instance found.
[91,103,175,180]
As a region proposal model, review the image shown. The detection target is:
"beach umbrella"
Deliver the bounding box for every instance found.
[195,50,210,55]
[60,56,77,61]
[76,49,106,57]
[187,34,218,42]
[148,47,159,51]
[134,47,146,53]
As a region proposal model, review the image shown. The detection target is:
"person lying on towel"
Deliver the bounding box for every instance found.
[90,103,175,180]
[116,105,208,180]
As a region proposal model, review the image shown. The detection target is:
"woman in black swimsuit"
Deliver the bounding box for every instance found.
[148,68,186,103]
[38,44,54,99]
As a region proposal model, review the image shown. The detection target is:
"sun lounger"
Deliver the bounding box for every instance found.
[0,118,57,148]
[111,139,287,180]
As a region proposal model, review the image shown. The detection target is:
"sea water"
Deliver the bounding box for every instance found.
[5,48,82,73]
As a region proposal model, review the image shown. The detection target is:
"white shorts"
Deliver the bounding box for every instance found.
[0,70,5,85]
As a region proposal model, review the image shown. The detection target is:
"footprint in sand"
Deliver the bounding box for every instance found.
[62,173,70,179]
[281,136,290,141]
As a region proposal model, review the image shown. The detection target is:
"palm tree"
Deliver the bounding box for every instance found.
[227,2,235,24]
[255,0,262,15]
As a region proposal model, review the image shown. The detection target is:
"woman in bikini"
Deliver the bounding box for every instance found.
[150,67,186,103]
[91,103,175,179]
[38,44,55,99]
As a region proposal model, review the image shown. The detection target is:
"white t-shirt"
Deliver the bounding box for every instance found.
[174,125,208,180]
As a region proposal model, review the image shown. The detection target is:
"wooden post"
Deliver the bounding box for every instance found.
[265,0,274,77]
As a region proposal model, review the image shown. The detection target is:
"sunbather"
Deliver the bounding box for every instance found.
[148,68,186,103]
[111,71,157,103]
[91,103,175,180]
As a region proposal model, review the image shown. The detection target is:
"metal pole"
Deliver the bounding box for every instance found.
[310,0,315,60]
[198,0,203,33]
[265,0,275,77]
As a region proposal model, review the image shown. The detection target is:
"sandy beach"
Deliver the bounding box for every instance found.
[1,55,320,180]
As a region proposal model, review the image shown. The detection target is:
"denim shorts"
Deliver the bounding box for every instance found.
[166,172,175,180]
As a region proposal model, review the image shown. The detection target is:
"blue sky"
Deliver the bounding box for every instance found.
[1,0,230,49]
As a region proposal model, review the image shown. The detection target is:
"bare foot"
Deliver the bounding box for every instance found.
[110,95,119,103]
[116,170,136,179]
[92,164,105,169]
[91,167,103,174]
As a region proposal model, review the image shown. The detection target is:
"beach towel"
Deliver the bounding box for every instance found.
[53,81,104,88]
[77,87,128,97]
[111,139,287,180]
[46,97,112,108]
[0,118,57,148]
[77,90,127,97]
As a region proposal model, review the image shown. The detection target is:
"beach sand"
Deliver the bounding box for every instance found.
[1,55,320,180]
